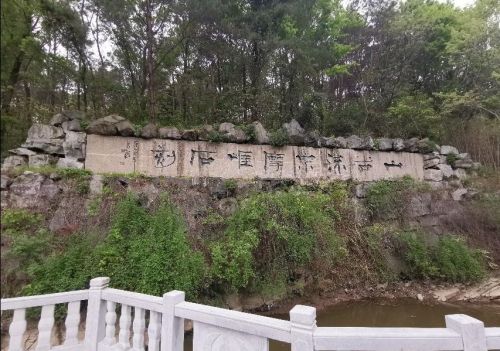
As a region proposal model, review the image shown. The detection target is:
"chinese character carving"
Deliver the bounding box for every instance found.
[384,160,403,169]
[354,154,373,172]
[190,150,216,166]
[151,142,176,168]
[326,151,347,175]
[228,151,253,168]
[264,151,284,173]
[121,141,131,159]
[296,152,316,173]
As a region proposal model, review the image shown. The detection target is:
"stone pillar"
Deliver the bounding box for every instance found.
[84,277,110,351]
[161,291,185,351]
[290,305,316,351]
[446,314,487,351]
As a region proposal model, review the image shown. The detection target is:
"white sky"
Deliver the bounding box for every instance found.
[445,0,475,7]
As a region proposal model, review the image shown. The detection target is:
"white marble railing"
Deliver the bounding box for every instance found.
[1,277,499,351]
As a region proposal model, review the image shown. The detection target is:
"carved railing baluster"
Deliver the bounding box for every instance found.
[131,307,145,351]
[9,308,27,351]
[147,311,161,351]
[36,304,55,351]
[118,304,132,350]
[64,301,81,346]
[101,301,117,346]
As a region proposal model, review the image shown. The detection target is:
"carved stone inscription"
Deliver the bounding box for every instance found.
[85,135,425,181]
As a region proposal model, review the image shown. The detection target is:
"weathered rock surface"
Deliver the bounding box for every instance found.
[140,123,159,139]
[50,113,70,126]
[9,173,60,209]
[57,158,84,169]
[219,123,248,143]
[283,119,306,145]
[61,119,82,132]
[440,145,459,155]
[28,154,58,167]
[1,175,11,190]
[346,135,374,150]
[63,131,87,160]
[252,121,269,144]
[86,117,118,136]
[393,138,405,151]
[452,188,467,201]
[115,120,135,137]
[9,147,37,156]
[2,155,27,170]
[437,164,454,179]
[89,174,104,195]
[376,138,394,151]
[424,168,443,182]
[181,129,198,141]
[407,193,432,218]
[22,124,66,155]
[403,138,419,152]
[159,126,182,140]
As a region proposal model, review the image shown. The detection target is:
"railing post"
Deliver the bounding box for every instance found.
[85,277,110,351]
[446,314,487,351]
[161,290,185,351]
[290,305,316,351]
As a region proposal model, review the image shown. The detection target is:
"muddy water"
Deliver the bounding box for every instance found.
[184,298,500,350]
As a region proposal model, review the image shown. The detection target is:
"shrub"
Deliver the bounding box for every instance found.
[365,177,428,221]
[1,209,52,297]
[269,128,288,147]
[434,236,485,282]
[446,153,459,167]
[241,124,256,142]
[399,230,485,282]
[26,194,206,298]
[210,189,345,292]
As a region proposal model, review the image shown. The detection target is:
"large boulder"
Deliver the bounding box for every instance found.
[424,168,443,182]
[63,132,87,160]
[115,120,135,137]
[219,123,248,143]
[61,119,82,132]
[2,155,27,171]
[403,138,419,152]
[27,123,65,140]
[50,113,70,126]
[181,129,198,141]
[454,153,473,169]
[252,121,269,144]
[437,164,454,179]
[86,118,118,136]
[393,138,405,151]
[283,119,306,145]
[440,145,459,155]
[305,130,321,147]
[8,147,37,156]
[159,126,182,139]
[1,175,11,190]
[346,135,374,150]
[140,123,159,139]
[9,172,60,209]
[417,138,438,153]
[376,138,394,151]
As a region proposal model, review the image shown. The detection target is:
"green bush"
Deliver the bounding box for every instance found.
[434,236,485,282]
[1,209,52,297]
[210,189,345,292]
[399,230,485,282]
[446,153,459,167]
[26,194,206,298]
[365,177,428,221]
[269,128,288,147]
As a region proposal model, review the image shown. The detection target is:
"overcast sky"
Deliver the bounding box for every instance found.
[447,0,475,7]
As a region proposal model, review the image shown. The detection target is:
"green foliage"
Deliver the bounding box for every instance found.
[1,209,52,297]
[241,124,256,142]
[269,129,289,147]
[365,177,429,221]
[210,189,345,292]
[399,230,485,282]
[206,130,227,143]
[26,193,206,298]
[446,153,459,167]
[224,179,237,193]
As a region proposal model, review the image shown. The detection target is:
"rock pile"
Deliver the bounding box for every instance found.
[2,111,87,170]
[422,145,478,182]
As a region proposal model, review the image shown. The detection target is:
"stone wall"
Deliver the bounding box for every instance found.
[1,112,478,184]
